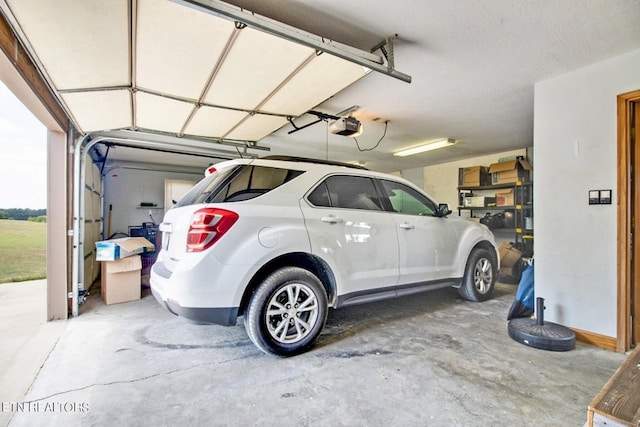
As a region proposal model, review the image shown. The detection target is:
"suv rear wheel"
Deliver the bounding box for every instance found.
[245,267,328,356]
[458,247,496,302]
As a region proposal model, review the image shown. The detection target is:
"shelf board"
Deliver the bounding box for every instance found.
[458,205,532,210]
[458,181,532,191]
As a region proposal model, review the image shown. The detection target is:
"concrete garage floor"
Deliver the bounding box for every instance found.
[6,282,626,427]
[0,280,66,427]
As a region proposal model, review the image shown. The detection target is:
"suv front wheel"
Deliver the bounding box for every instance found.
[245,267,328,356]
[458,247,496,302]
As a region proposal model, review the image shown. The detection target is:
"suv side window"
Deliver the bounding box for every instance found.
[176,165,303,206]
[211,166,304,202]
[379,179,438,216]
[308,175,382,210]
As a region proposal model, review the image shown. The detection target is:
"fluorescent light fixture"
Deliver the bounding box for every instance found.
[393,138,456,157]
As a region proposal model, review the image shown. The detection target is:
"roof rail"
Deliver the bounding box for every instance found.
[260,155,368,170]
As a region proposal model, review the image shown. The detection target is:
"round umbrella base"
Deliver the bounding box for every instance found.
[508,317,576,351]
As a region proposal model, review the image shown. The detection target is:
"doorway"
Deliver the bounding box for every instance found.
[618,89,640,351]
[164,179,195,215]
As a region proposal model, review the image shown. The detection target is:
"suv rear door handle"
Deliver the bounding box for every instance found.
[399,222,415,230]
[321,215,344,224]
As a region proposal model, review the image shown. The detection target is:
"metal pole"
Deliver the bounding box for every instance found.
[536,297,545,326]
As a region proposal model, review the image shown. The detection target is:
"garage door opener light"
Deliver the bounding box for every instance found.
[393,138,456,157]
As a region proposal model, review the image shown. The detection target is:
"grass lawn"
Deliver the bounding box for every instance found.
[0,219,46,283]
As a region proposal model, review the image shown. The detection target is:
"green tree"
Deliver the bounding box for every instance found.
[2,208,46,220]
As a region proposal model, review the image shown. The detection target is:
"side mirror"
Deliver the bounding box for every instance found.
[436,203,452,217]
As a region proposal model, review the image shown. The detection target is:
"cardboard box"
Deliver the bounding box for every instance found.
[464,196,496,207]
[101,255,141,305]
[96,237,155,261]
[499,266,515,278]
[458,166,490,187]
[495,188,515,206]
[499,242,522,268]
[488,159,532,184]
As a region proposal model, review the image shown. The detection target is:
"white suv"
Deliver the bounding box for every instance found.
[151,156,498,356]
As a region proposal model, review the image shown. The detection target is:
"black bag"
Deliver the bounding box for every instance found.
[479,212,504,230]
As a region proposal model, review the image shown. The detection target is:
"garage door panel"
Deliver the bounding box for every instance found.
[4,0,376,141]
[136,0,235,99]
[136,92,193,134]
[83,252,99,291]
[184,106,247,138]
[261,53,370,116]
[83,220,100,259]
[62,90,131,132]
[6,0,129,90]
[225,114,288,141]
[203,28,313,110]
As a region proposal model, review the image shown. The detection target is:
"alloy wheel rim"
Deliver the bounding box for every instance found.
[473,258,493,294]
[265,282,319,344]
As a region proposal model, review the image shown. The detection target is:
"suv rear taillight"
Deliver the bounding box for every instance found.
[186,208,239,253]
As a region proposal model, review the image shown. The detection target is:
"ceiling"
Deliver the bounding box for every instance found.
[243,0,640,172]
[2,0,640,173]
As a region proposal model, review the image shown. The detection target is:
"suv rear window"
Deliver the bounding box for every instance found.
[175,165,304,207]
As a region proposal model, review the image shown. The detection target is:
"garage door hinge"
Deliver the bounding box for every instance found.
[69,145,75,154]
[67,229,74,236]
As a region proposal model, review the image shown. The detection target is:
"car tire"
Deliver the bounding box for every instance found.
[245,267,328,356]
[458,247,496,302]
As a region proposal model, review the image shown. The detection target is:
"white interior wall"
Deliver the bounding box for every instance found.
[400,167,424,190]
[534,48,640,338]
[103,165,203,238]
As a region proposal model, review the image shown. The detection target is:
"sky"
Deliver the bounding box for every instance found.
[0,81,47,209]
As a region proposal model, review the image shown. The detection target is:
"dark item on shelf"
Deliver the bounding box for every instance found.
[502,210,514,228]
[480,212,504,230]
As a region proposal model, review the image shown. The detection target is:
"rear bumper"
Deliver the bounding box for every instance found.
[150,260,240,326]
[151,286,238,325]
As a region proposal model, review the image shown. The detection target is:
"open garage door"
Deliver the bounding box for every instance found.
[0,0,410,143]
